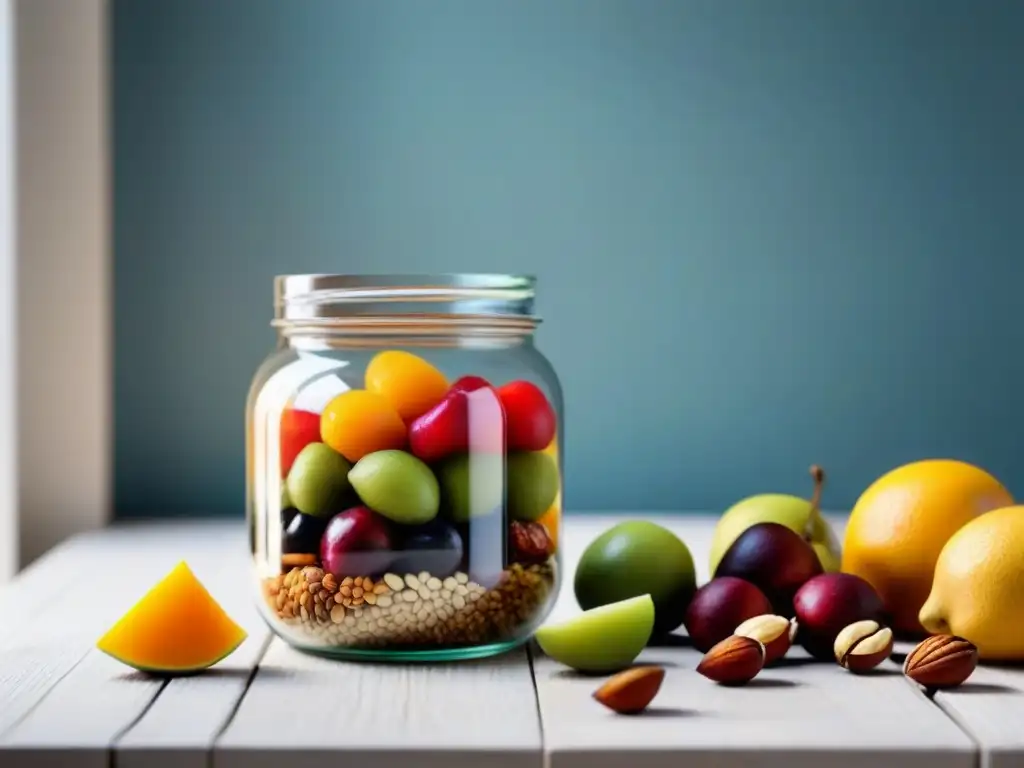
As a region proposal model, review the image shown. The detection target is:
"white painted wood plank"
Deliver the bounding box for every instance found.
[0,642,90,736]
[214,638,543,768]
[928,665,1024,768]
[0,521,254,768]
[534,644,975,768]
[0,651,165,768]
[0,522,242,648]
[0,523,241,747]
[114,537,273,768]
[535,514,974,768]
[0,513,1009,768]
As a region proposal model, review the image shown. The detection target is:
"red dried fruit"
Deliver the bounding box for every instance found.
[408,376,504,462]
[510,520,554,564]
[496,380,556,452]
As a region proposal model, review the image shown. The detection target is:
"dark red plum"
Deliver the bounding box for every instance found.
[320,506,395,578]
[793,573,886,660]
[683,577,773,653]
[714,522,823,617]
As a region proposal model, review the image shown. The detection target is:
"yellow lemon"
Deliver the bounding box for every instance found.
[842,459,1012,636]
[919,505,1024,660]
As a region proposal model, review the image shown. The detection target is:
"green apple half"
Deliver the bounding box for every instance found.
[534,594,655,673]
[709,465,841,576]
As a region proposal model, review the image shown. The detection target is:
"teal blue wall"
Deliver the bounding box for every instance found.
[113,0,1024,518]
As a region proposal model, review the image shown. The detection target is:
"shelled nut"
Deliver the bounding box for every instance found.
[833,620,893,673]
[734,614,794,665]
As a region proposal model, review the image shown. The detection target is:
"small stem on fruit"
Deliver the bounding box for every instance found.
[808,465,825,514]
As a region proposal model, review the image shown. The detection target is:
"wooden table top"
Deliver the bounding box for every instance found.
[0,513,1021,768]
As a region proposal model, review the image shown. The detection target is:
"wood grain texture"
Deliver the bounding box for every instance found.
[537,514,970,768]
[5,514,1024,767]
[927,664,1024,768]
[214,639,543,768]
[0,523,242,756]
[114,532,272,768]
[0,650,166,768]
[533,644,975,768]
[0,521,258,768]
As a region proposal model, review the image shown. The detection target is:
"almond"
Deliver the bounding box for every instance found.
[833,620,893,673]
[734,614,794,665]
[697,635,765,685]
[903,634,978,689]
[592,666,665,714]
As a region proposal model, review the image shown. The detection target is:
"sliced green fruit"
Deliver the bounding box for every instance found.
[534,594,654,673]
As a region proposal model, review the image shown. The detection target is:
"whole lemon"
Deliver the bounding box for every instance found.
[842,459,1012,636]
[920,506,1024,660]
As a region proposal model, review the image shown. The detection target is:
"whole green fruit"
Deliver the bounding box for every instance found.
[437,453,503,523]
[507,451,559,522]
[349,450,440,525]
[574,520,696,634]
[285,443,352,518]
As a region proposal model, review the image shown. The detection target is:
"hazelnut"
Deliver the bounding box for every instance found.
[734,614,794,665]
[833,619,894,673]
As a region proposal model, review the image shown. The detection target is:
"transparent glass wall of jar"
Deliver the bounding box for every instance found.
[246,275,563,661]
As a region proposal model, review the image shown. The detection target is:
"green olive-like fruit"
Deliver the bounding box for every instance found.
[574,521,696,635]
[285,443,352,518]
[436,453,503,523]
[348,450,440,525]
[507,451,559,522]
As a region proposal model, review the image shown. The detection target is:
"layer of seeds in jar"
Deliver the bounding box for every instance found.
[262,561,555,648]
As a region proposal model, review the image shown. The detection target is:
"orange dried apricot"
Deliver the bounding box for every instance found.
[320,389,407,463]
[537,494,561,550]
[365,350,449,422]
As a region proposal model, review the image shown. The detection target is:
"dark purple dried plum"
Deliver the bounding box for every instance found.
[392,518,464,578]
[283,511,328,555]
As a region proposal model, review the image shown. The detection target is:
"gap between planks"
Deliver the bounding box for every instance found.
[3,516,1024,768]
[0,522,266,768]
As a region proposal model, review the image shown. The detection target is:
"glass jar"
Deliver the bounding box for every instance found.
[246,274,563,661]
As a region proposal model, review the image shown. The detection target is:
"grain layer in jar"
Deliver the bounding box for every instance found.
[247,274,563,661]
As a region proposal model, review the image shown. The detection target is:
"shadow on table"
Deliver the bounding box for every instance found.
[633,706,698,718]
[549,660,680,681]
[648,633,692,648]
[745,678,803,689]
[114,666,293,683]
[948,682,1017,695]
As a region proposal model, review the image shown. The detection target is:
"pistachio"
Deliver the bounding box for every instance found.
[734,614,794,665]
[833,620,893,673]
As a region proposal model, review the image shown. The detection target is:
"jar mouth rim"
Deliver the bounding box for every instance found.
[274,273,539,324]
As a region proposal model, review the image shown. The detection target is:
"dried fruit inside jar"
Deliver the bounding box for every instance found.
[261,350,562,651]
